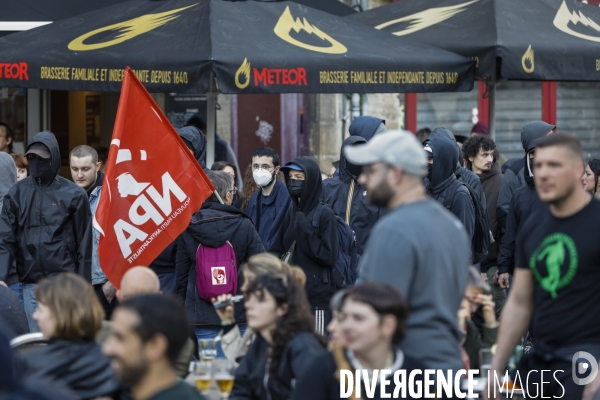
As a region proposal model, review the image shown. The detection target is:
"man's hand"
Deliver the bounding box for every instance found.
[0,281,7,288]
[102,281,117,303]
[493,270,500,285]
[498,273,510,289]
[212,294,235,325]
[476,294,497,328]
[481,272,488,283]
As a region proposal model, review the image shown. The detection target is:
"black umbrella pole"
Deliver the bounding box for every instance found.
[206,72,218,168]
[488,80,496,141]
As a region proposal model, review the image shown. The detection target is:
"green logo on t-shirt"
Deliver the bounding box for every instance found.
[529,233,578,299]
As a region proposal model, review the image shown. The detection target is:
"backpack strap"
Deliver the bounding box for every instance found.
[442,180,462,211]
[345,180,355,225]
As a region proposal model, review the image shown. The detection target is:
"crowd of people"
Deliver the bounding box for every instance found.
[1,114,600,400]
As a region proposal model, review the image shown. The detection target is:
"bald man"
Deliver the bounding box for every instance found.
[117,266,161,302]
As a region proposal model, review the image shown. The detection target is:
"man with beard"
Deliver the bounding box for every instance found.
[103,294,205,400]
[344,130,470,374]
[488,134,600,400]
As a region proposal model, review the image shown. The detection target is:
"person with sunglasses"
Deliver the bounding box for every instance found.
[176,171,265,350]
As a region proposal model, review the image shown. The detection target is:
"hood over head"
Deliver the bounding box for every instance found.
[349,116,386,142]
[525,137,541,186]
[177,126,207,169]
[0,152,16,211]
[431,127,463,164]
[521,121,555,152]
[428,129,460,188]
[26,131,61,185]
[281,156,322,213]
[188,202,251,247]
[339,135,367,182]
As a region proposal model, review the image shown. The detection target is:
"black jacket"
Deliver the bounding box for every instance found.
[425,131,475,241]
[291,349,427,400]
[176,202,265,325]
[16,339,119,400]
[271,157,339,309]
[496,121,555,229]
[230,332,326,400]
[479,161,504,271]
[497,145,541,276]
[0,285,28,339]
[0,131,92,283]
[323,136,384,255]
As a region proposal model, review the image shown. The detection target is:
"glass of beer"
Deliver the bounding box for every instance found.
[191,361,212,395]
[212,359,236,400]
[199,339,218,362]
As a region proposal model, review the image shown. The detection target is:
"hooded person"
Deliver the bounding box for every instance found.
[349,116,387,142]
[322,136,385,255]
[271,156,339,330]
[177,126,210,173]
[176,171,264,345]
[425,133,476,241]
[496,138,543,287]
[496,121,555,229]
[0,131,92,332]
[0,152,16,213]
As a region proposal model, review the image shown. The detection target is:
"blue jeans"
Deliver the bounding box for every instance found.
[8,281,24,309]
[22,283,39,333]
[157,272,176,294]
[195,324,247,359]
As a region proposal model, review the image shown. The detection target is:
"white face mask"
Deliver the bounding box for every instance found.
[253,169,274,187]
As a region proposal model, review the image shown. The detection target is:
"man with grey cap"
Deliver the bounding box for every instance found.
[345,130,471,374]
[0,131,92,332]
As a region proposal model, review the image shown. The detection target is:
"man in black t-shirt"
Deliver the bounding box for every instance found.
[488,134,600,400]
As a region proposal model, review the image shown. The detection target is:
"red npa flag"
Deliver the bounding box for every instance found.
[94,67,214,289]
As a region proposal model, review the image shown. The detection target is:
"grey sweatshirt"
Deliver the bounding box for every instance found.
[359,198,470,372]
[0,152,16,213]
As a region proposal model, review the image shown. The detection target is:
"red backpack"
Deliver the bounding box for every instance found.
[195,241,238,302]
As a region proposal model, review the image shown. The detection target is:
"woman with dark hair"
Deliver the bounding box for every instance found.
[15,273,119,399]
[236,164,259,211]
[292,283,426,400]
[212,161,240,204]
[582,159,600,198]
[230,273,326,400]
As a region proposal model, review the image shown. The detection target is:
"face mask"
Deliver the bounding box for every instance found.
[346,162,362,178]
[29,157,53,185]
[253,169,275,187]
[426,164,433,181]
[287,179,303,198]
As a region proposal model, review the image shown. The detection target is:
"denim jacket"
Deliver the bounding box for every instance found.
[90,186,108,285]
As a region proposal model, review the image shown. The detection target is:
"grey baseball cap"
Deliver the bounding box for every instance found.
[344,130,428,177]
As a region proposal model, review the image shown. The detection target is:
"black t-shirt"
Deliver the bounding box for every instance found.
[516,197,600,348]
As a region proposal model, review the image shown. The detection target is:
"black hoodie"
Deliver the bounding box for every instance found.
[177,126,210,172]
[322,136,384,254]
[175,202,264,325]
[349,116,386,142]
[271,156,339,309]
[497,139,542,276]
[0,131,92,283]
[496,121,555,229]
[425,133,475,241]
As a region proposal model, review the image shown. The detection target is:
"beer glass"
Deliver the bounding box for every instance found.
[190,361,212,395]
[198,339,218,361]
[212,359,236,400]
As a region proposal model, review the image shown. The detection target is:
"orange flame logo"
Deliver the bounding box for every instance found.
[522,45,534,74]
[274,6,347,54]
[235,58,251,89]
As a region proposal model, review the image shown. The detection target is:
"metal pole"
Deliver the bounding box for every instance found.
[488,81,496,141]
[206,72,217,168]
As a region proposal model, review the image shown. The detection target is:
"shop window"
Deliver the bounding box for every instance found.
[557,82,600,161]
[0,87,26,153]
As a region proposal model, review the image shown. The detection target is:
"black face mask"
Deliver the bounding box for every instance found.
[426,164,433,181]
[287,179,303,198]
[29,157,53,185]
[346,162,362,178]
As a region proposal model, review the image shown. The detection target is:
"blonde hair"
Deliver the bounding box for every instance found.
[243,253,306,287]
[35,273,104,341]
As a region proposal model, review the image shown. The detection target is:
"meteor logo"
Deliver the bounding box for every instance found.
[235,58,251,89]
[554,0,600,42]
[375,0,478,36]
[522,45,535,73]
[68,4,197,51]
[274,6,347,54]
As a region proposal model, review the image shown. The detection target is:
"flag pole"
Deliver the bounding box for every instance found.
[206,72,217,168]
